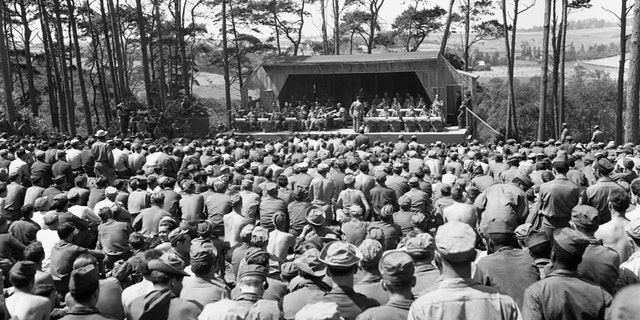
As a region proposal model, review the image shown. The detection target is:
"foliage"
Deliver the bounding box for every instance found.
[392,4,446,52]
[474,65,616,142]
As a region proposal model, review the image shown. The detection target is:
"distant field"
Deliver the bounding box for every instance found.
[421,27,620,57]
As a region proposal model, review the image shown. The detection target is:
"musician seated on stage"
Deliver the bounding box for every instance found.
[336,103,348,128]
[378,105,398,117]
[404,93,415,108]
[431,94,444,117]
[391,97,402,109]
[406,105,425,117]
[367,107,379,117]
[270,104,286,131]
[416,96,428,109]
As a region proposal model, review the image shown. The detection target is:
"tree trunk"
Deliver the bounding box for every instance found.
[617,0,628,144]
[463,0,471,71]
[68,0,91,134]
[53,0,71,133]
[67,20,77,135]
[107,0,128,98]
[175,0,190,97]
[333,0,340,54]
[551,1,560,139]
[440,0,456,55]
[320,0,329,54]
[229,0,244,88]
[9,29,27,109]
[100,0,119,104]
[502,0,517,140]
[538,0,552,141]
[135,0,153,107]
[558,0,567,134]
[509,0,519,139]
[222,0,232,129]
[625,0,640,143]
[38,0,60,128]
[44,5,66,130]
[86,0,106,124]
[18,0,38,116]
[273,8,282,55]
[0,11,16,128]
[155,0,166,109]
[293,0,306,56]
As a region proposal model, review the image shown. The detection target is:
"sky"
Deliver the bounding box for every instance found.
[299,0,624,38]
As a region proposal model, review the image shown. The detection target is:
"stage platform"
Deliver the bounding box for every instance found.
[233,126,468,144]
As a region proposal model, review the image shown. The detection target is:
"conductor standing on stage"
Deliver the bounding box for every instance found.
[350,96,364,132]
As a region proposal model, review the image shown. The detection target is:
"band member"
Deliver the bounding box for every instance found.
[270,105,285,131]
[391,97,402,110]
[406,105,424,117]
[404,93,415,108]
[431,94,444,117]
[416,97,428,109]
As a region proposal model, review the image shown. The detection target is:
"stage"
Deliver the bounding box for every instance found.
[232,126,468,144]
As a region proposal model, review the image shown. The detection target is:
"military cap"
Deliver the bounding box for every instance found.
[398,195,411,207]
[197,220,213,237]
[148,258,189,277]
[10,261,36,279]
[190,247,215,263]
[359,239,383,268]
[427,150,436,157]
[374,171,387,181]
[251,226,269,246]
[625,219,640,240]
[552,154,567,164]
[525,231,550,248]
[94,129,108,137]
[403,234,435,253]
[42,211,58,225]
[553,227,590,256]
[240,224,255,241]
[319,241,363,268]
[295,248,326,277]
[485,218,516,234]
[238,264,268,279]
[408,177,419,185]
[583,153,596,164]
[411,213,428,229]
[52,193,68,205]
[66,189,82,201]
[435,221,477,263]
[263,182,278,192]
[393,162,404,169]
[380,204,394,218]
[168,227,190,246]
[280,262,300,279]
[295,302,342,320]
[306,205,326,226]
[594,158,614,174]
[379,250,415,284]
[69,265,100,295]
[104,187,118,196]
[317,163,330,173]
[34,196,51,211]
[571,205,600,231]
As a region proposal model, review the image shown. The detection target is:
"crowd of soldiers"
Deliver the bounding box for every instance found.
[0,125,636,320]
